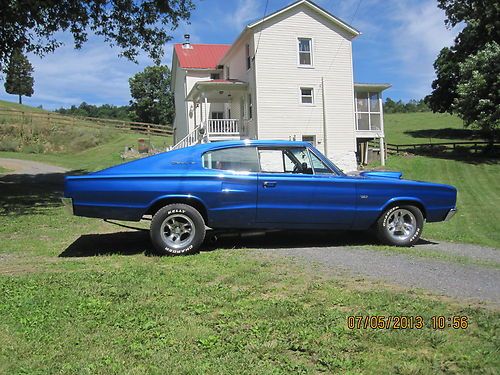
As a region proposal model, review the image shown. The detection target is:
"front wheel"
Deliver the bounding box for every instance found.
[150,204,206,255]
[376,205,424,246]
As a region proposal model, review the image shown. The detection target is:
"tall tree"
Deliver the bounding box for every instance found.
[129,65,174,125]
[427,0,499,140]
[0,0,195,69]
[4,50,34,104]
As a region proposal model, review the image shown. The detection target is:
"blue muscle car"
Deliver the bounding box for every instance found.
[64,140,457,255]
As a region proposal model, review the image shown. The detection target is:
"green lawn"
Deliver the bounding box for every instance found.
[384,112,482,144]
[1,204,498,374]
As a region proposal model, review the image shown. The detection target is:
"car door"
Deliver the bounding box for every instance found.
[201,146,259,228]
[256,146,356,228]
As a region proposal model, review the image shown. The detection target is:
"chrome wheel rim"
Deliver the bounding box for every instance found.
[386,209,416,241]
[160,214,195,249]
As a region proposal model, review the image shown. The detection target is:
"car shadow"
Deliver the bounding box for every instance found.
[59,229,437,257]
[0,170,85,216]
[59,231,152,257]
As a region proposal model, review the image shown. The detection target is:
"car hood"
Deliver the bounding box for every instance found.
[357,170,403,179]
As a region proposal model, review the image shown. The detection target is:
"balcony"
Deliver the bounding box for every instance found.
[206,119,240,139]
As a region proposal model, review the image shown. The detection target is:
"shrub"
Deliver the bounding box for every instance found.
[0,137,20,151]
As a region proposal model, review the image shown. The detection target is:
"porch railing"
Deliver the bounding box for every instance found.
[207,119,239,136]
[170,124,204,151]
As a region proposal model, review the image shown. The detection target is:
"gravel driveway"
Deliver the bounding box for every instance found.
[212,231,500,306]
[0,158,68,174]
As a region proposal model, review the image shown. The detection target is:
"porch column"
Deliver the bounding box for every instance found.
[204,96,208,123]
[379,137,386,166]
[193,101,197,127]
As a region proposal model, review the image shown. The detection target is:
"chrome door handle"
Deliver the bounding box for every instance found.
[263,181,277,188]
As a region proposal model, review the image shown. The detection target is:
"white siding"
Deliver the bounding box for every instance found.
[223,34,258,139]
[253,5,357,171]
[173,58,188,142]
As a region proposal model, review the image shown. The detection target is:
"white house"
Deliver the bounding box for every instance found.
[171,0,390,171]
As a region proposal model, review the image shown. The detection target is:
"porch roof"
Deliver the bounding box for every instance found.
[354,83,392,92]
[186,79,248,102]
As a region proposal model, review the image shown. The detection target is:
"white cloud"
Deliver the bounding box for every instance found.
[227,0,263,30]
[388,0,460,97]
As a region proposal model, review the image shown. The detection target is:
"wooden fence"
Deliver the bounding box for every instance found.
[386,141,499,154]
[0,108,173,136]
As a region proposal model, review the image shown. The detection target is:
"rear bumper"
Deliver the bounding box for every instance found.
[61,198,73,215]
[444,208,457,221]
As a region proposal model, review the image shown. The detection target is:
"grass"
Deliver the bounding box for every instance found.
[0,99,47,113]
[1,203,499,374]
[384,112,484,144]
[0,166,13,174]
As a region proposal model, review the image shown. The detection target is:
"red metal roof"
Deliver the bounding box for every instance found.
[174,43,231,69]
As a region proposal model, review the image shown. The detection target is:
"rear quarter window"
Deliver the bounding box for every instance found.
[202,147,259,172]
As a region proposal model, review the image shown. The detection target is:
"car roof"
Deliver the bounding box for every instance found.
[189,139,312,152]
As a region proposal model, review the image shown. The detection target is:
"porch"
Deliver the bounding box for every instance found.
[354,83,391,166]
[180,79,251,146]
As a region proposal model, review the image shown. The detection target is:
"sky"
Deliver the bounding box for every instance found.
[0,0,461,110]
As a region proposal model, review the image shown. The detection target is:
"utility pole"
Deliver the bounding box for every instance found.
[321,77,328,157]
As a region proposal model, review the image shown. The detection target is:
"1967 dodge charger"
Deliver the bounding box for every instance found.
[64,140,457,255]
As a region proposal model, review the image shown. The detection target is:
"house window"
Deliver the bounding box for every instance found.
[298,38,312,66]
[245,44,251,70]
[210,73,220,80]
[211,112,224,119]
[355,91,381,130]
[300,88,314,105]
[225,66,230,79]
[248,93,253,119]
[302,135,316,146]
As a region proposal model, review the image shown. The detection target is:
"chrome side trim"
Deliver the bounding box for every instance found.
[444,208,457,221]
[61,198,74,215]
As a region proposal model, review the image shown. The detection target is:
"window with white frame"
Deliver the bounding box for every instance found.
[300,87,314,105]
[355,91,381,131]
[298,38,313,66]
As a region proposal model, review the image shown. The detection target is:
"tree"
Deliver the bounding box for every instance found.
[129,65,174,125]
[4,50,34,104]
[0,0,195,69]
[427,0,499,140]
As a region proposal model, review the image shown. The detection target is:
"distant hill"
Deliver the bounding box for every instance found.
[0,99,48,113]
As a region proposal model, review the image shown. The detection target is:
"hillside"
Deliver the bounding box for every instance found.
[0,100,172,171]
[383,112,484,144]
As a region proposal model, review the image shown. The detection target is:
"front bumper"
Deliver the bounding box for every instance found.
[444,208,457,221]
[61,197,74,215]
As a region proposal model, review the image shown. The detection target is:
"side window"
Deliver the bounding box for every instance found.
[258,147,313,174]
[202,147,259,172]
[309,151,335,174]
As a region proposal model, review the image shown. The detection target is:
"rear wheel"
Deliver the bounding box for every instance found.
[150,204,206,255]
[376,205,424,246]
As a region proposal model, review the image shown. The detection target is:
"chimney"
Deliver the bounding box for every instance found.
[182,34,191,49]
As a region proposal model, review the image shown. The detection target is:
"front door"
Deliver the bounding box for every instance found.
[256,146,356,228]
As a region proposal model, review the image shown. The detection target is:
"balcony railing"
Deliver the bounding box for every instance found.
[207,119,239,136]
